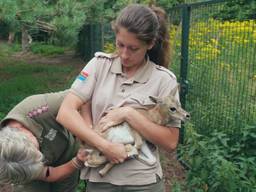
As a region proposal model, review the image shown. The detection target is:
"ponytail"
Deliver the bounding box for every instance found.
[148,5,170,68]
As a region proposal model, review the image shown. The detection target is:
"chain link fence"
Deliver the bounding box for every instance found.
[169,0,256,138]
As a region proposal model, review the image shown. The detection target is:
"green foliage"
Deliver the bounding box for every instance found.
[170,17,256,136]
[103,42,115,53]
[0,43,21,57]
[154,0,184,13]
[49,0,86,45]
[179,123,256,191]
[0,0,86,46]
[0,0,47,31]
[0,22,10,39]
[215,0,256,21]
[30,42,65,56]
[76,180,86,192]
[171,180,186,192]
[168,2,256,190]
[0,0,183,48]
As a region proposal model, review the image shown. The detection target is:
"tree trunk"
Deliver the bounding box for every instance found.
[8,32,15,44]
[21,26,31,52]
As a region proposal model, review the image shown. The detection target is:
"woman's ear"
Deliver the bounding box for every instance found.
[147,39,155,50]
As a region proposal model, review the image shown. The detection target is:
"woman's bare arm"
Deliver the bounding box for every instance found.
[56,92,127,163]
[39,149,87,182]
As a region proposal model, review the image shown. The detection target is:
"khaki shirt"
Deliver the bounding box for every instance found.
[71,52,181,185]
[0,90,79,166]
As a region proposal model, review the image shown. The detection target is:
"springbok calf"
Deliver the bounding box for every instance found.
[84,85,190,176]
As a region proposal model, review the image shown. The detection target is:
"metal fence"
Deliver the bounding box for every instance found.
[78,0,256,140]
[169,0,256,139]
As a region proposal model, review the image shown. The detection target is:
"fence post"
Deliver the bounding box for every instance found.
[179,4,191,143]
[78,23,103,62]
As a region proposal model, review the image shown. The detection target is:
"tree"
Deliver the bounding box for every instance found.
[216,0,256,20]
[0,0,86,51]
[0,0,49,51]
[0,0,183,52]
[48,0,86,45]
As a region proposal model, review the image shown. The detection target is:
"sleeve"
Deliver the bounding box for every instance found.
[70,57,99,102]
[0,95,45,134]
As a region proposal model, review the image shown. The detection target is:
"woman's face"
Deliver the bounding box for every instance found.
[115,27,153,70]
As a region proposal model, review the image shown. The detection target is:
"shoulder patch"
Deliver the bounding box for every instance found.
[94,52,117,59]
[155,65,176,79]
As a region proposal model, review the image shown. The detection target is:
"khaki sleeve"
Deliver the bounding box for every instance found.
[0,95,45,135]
[70,57,99,102]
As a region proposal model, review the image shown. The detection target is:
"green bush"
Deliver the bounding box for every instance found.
[30,42,65,56]
[179,123,256,191]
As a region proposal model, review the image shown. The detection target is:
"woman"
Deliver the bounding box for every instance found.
[0,90,89,192]
[57,4,181,192]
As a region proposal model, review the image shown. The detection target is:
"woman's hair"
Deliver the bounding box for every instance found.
[112,4,170,68]
[0,126,44,185]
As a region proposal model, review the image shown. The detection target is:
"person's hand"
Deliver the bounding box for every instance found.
[76,148,89,162]
[103,142,128,164]
[98,106,133,132]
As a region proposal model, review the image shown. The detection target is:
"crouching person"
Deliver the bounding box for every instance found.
[0,90,90,192]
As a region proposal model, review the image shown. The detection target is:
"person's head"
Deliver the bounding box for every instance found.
[0,126,44,186]
[112,4,170,68]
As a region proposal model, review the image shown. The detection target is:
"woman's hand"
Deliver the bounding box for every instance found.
[102,141,128,164]
[98,106,133,132]
[76,148,89,162]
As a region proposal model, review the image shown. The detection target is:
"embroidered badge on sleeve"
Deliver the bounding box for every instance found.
[77,70,89,82]
[27,105,49,118]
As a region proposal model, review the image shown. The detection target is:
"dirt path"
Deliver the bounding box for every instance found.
[161,149,186,191]
[12,51,86,66]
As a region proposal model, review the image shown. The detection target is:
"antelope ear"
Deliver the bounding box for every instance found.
[170,84,179,96]
[149,96,160,104]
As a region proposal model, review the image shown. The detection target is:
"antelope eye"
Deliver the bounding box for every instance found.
[169,107,176,112]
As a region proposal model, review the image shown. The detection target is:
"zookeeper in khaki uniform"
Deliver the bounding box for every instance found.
[57,4,182,192]
[0,90,89,192]
[57,52,181,192]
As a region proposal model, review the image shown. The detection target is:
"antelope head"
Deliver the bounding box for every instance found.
[149,84,190,125]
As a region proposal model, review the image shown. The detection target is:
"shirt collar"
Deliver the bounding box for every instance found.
[111,56,154,83]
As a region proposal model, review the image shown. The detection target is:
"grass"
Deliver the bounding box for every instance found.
[0,59,75,118]
[0,43,21,57]
[30,42,66,56]
[0,43,78,114]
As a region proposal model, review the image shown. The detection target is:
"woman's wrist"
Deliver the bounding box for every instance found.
[71,157,84,169]
[123,106,135,121]
[98,139,112,154]
[123,107,138,123]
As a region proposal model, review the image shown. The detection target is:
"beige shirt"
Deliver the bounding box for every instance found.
[71,52,181,185]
